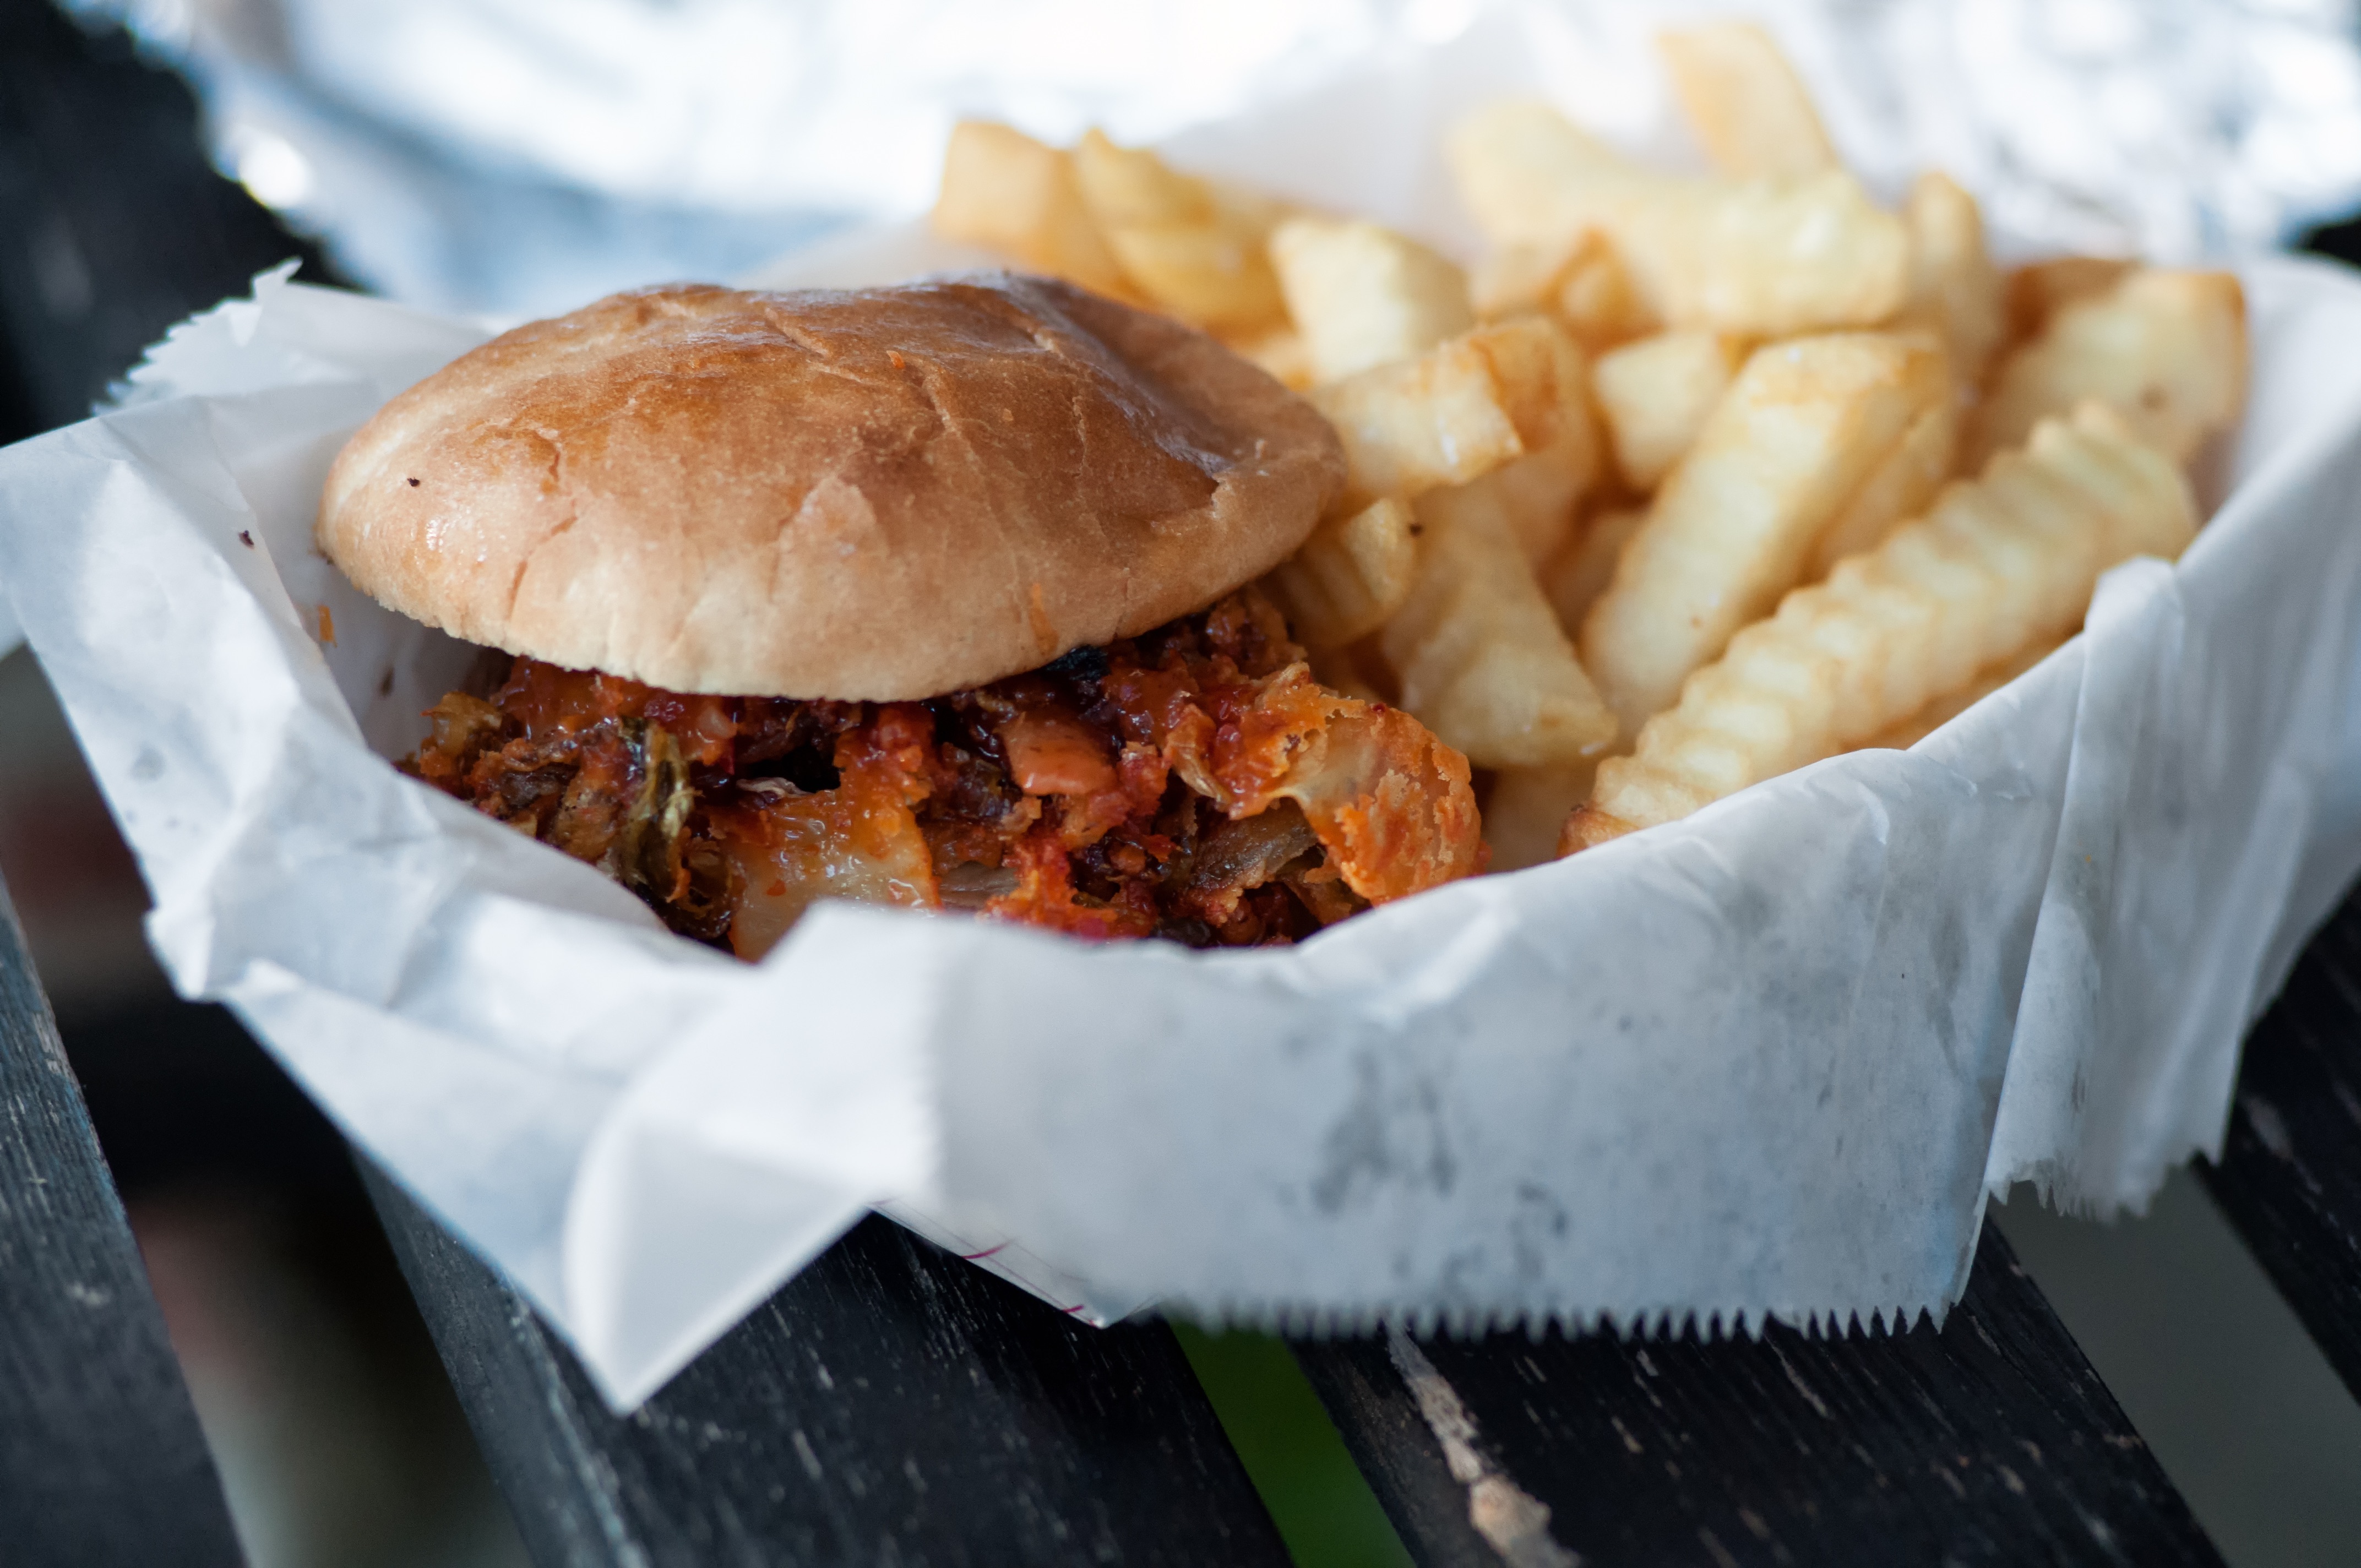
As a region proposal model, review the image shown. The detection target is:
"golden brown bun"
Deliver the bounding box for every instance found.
[317,274,1345,698]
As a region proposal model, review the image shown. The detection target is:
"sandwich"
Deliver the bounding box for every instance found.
[317,273,1481,958]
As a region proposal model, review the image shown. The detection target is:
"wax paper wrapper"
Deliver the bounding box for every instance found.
[9,31,2361,1414]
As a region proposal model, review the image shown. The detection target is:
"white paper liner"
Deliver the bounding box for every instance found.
[8,50,2361,1411]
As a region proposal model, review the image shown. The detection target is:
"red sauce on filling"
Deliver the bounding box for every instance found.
[407,588,1479,959]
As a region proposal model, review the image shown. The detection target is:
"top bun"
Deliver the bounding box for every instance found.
[317,274,1344,698]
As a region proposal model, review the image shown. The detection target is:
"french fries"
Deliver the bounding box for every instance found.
[1270,217,1475,382]
[1484,761,1600,873]
[1479,314,1595,448]
[1470,241,1574,322]
[1103,217,1287,331]
[1314,342,1524,502]
[1900,172,2005,385]
[1382,476,1618,769]
[1541,505,1647,632]
[1076,127,1209,226]
[1565,405,2196,850]
[1071,127,1210,227]
[1313,316,1591,505]
[933,36,2250,878]
[933,122,1130,298]
[1591,329,1747,491]
[1579,332,1951,733]
[1853,635,2063,753]
[1550,236,1657,350]
[938,121,1288,331]
[1264,497,1420,650]
[1446,100,1625,247]
[1970,269,2249,468]
[1479,435,1597,565]
[1447,102,1909,338]
[2005,256,2136,346]
[1470,231,1658,350]
[1114,169,1293,330]
[1657,20,1838,178]
[1804,391,1957,578]
[1222,322,1315,390]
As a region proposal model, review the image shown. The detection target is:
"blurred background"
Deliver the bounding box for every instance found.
[4,1,2361,1564]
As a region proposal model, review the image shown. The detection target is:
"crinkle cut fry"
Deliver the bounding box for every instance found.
[1561,404,2196,853]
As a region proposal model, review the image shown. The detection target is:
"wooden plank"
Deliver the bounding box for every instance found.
[361,1164,1290,1568]
[0,879,244,1565]
[2198,880,2361,1399]
[1293,1224,2220,1567]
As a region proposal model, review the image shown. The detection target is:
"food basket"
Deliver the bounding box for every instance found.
[4,17,2360,1411]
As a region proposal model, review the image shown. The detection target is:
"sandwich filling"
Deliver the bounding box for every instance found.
[409,587,1479,957]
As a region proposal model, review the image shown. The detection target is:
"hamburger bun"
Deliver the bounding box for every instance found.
[317,274,1345,698]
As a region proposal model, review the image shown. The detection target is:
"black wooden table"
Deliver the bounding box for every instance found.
[0,861,2248,1567]
[1,2,2355,1562]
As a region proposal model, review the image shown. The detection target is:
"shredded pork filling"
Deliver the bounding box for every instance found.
[408,589,1481,959]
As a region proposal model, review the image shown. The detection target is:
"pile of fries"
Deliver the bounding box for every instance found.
[934,20,2250,872]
